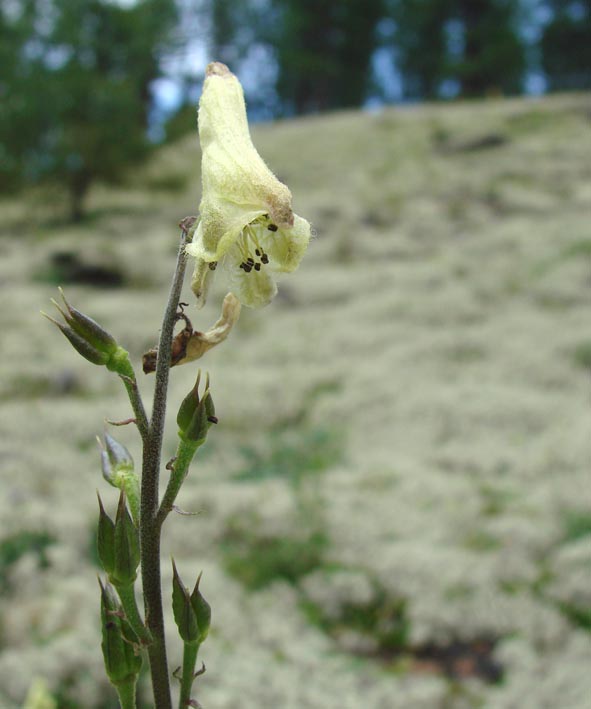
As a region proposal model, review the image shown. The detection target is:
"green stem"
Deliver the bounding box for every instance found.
[120,369,149,443]
[179,642,200,708]
[115,677,137,709]
[141,228,189,709]
[156,439,199,529]
[115,582,152,646]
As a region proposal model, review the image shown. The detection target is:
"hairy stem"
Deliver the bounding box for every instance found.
[121,373,150,443]
[141,228,189,708]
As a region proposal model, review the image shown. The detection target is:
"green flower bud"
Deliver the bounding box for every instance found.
[43,290,134,377]
[191,571,211,642]
[54,287,117,355]
[172,559,200,644]
[42,314,110,365]
[185,399,210,444]
[177,370,202,432]
[97,494,116,576]
[101,433,134,483]
[203,387,216,425]
[99,578,142,686]
[99,434,140,526]
[112,491,140,586]
[177,371,217,444]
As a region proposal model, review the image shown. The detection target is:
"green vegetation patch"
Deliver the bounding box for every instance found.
[0,530,56,594]
[561,509,591,543]
[560,603,591,633]
[221,517,328,590]
[303,581,410,653]
[235,425,343,484]
[571,342,591,371]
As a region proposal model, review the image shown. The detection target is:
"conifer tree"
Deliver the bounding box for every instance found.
[0,0,176,221]
[541,0,591,90]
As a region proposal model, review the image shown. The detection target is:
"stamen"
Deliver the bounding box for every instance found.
[254,263,261,271]
[267,224,278,232]
[261,254,269,264]
[209,261,218,271]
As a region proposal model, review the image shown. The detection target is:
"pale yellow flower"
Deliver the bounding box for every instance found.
[186,62,310,308]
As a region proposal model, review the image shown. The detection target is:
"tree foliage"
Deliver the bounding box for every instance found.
[541,0,591,91]
[0,0,176,220]
[450,0,526,96]
[269,0,384,115]
[390,0,525,99]
[391,0,453,99]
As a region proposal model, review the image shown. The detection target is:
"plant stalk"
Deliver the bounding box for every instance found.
[120,372,150,443]
[178,641,201,708]
[115,677,137,709]
[141,228,189,708]
[157,439,200,529]
[115,582,152,645]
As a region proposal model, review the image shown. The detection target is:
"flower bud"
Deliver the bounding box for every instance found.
[172,559,200,644]
[112,491,140,586]
[99,578,142,686]
[43,315,110,365]
[99,433,140,525]
[43,289,134,377]
[97,493,116,577]
[101,433,134,484]
[177,371,217,445]
[54,287,117,354]
[191,571,211,642]
[177,370,202,433]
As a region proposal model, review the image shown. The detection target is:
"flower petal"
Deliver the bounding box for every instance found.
[261,214,311,273]
[190,257,214,309]
[186,199,265,263]
[198,64,294,230]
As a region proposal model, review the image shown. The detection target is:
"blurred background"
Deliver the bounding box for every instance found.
[1,1,590,707]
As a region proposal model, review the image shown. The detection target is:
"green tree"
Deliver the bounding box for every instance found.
[0,0,176,221]
[541,1,591,90]
[0,0,45,191]
[450,0,526,96]
[389,0,526,99]
[270,0,384,114]
[390,0,453,99]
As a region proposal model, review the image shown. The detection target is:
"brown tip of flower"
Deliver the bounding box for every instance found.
[206,62,231,78]
[268,202,295,229]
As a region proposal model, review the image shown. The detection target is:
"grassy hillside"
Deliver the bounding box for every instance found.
[1,93,590,708]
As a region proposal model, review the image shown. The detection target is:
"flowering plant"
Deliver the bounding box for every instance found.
[45,63,308,709]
